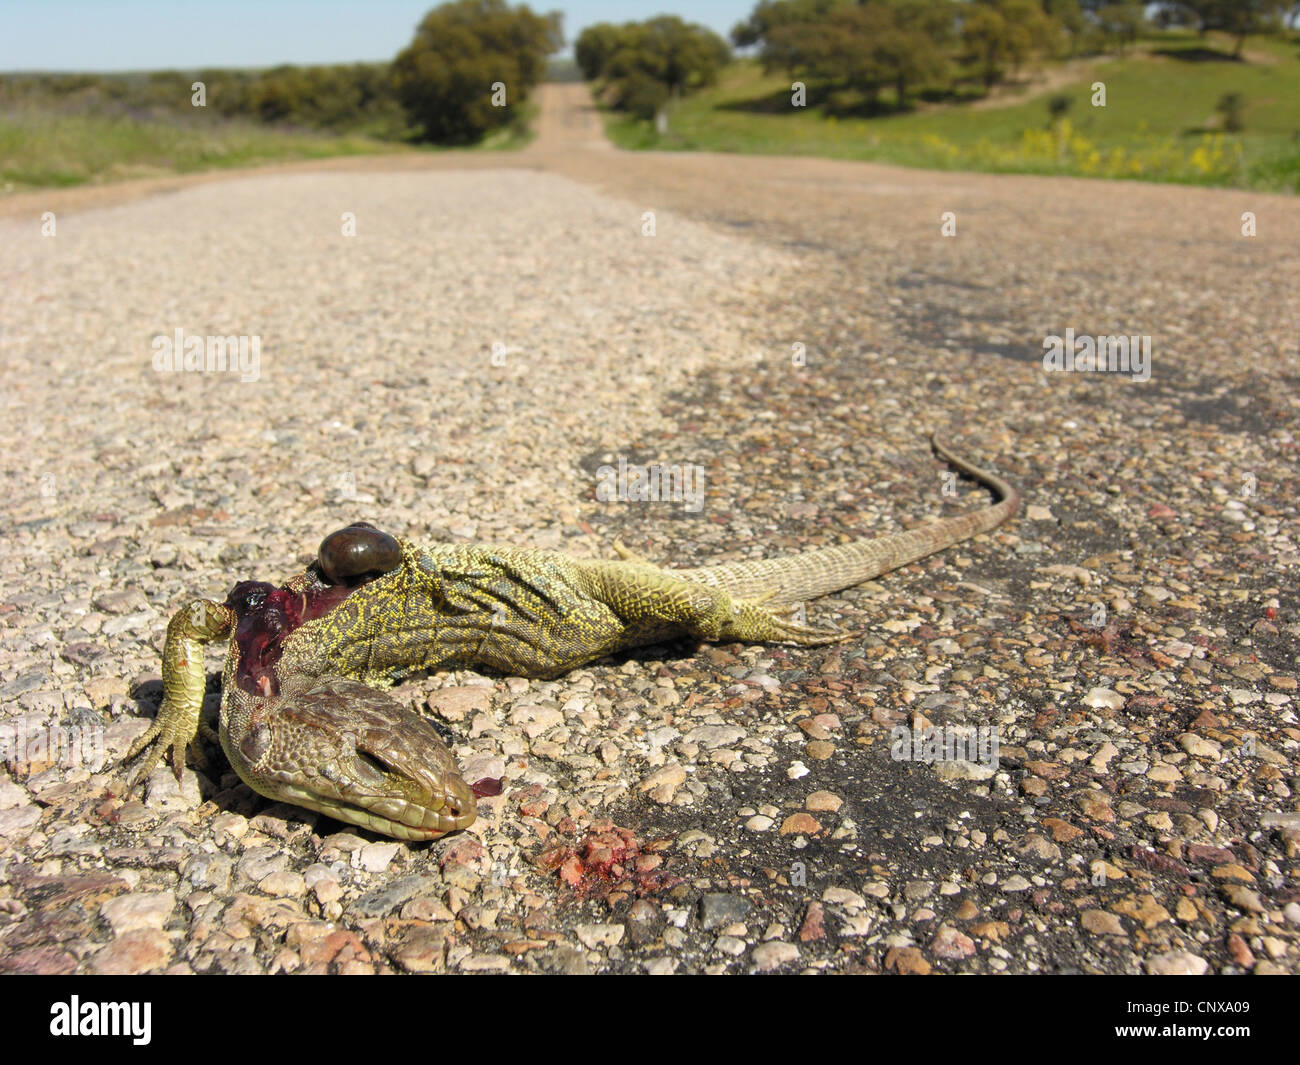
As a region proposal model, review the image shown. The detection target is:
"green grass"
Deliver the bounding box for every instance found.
[603,31,1300,193]
[0,109,401,190]
[0,99,538,192]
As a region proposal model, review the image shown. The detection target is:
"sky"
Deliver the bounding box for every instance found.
[0,0,754,71]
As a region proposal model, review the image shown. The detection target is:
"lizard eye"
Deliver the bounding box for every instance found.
[239,724,272,765]
[351,750,390,786]
[319,525,401,585]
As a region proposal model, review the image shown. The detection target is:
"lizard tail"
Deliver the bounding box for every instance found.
[676,434,1020,605]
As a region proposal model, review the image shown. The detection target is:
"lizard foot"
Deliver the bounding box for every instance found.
[119,700,206,791]
[724,599,855,646]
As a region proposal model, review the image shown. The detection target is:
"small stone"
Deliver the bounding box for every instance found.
[1091,742,1120,772]
[258,871,306,898]
[805,790,842,812]
[575,923,624,949]
[357,842,401,873]
[460,954,512,972]
[1081,910,1126,936]
[934,759,996,781]
[303,865,343,905]
[714,935,747,956]
[1076,792,1114,822]
[92,588,150,614]
[885,946,931,975]
[751,941,799,972]
[1145,951,1209,976]
[1015,833,1061,861]
[779,813,822,836]
[805,740,834,760]
[798,902,825,942]
[1211,863,1254,883]
[638,764,687,803]
[100,891,175,935]
[932,925,976,959]
[1002,875,1032,892]
[0,805,41,838]
[393,927,449,973]
[349,874,438,918]
[88,930,172,974]
[822,886,866,910]
[1084,688,1124,711]
[1113,894,1171,929]
[686,725,746,748]
[1226,933,1254,967]
[1178,733,1221,760]
[1221,885,1264,913]
[698,893,752,931]
[1042,817,1084,843]
[426,685,491,722]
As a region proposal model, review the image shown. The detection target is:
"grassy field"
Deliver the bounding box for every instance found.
[605,32,1300,192]
[0,101,536,193]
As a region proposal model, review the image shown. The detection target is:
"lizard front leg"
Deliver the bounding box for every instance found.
[121,599,234,786]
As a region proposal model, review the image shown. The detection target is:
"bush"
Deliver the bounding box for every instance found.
[393,0,561,144]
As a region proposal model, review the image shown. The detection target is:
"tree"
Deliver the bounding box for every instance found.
[1155,1,1289,55]
[574,22,628,80]
[580,17,730,119]
[393,0,562,143]
[730,0,849,48]
[1095,3,1144,54]
[961,0,1057,88]
[763,2,951,108]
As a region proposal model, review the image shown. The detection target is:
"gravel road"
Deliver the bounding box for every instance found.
[0,84,1296,975]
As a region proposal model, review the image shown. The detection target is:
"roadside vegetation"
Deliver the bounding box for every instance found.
[589,1,1300,192]
[0,0,559,192]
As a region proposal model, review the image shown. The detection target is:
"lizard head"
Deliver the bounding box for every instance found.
[226,674,478,842]
[215,523,483,841]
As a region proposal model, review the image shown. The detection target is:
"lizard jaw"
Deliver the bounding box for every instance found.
[271,780,476,841]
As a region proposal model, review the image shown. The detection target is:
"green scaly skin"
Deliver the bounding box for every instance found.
[120,435,1019,841]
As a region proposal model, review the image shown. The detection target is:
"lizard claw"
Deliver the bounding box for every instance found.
[119,701,207,792]
[612,539,654,565]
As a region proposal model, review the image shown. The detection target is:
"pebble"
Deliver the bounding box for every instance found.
[575,923,624,949]
[1145,951,1209,976]
[699,894,753,931]
[751,941,800,972]
[1081,910,1126,936]
[932,925,976,959]
[779,813,821,835]
[638,764,687,803]
[100,891,175,935]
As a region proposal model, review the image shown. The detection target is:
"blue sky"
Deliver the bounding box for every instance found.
[0,0,753,71]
